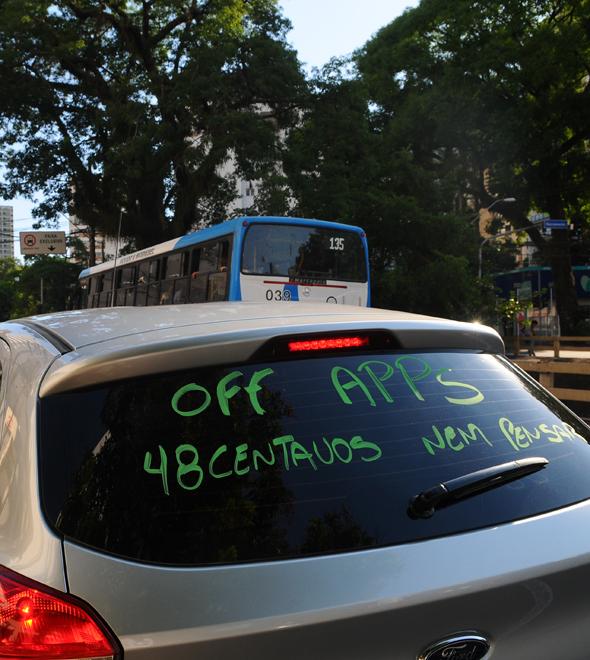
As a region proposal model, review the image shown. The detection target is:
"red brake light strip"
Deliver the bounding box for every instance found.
[288,336,370,352]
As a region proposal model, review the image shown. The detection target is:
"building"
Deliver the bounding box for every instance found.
[68,215,119,266]
[68,176,263,266]
[67,106,285,265]
[0,206,14,259]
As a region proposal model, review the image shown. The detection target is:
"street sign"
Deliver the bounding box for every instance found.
[529,212,549,224]
[19,231,67,255]
[543,219,568,229]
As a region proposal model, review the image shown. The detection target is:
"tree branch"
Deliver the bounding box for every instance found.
[150,0,202,46]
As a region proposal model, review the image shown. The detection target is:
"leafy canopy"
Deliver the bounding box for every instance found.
[356,0,590,330]
[0,0,306,252]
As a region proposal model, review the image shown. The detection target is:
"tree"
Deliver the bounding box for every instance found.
[17,256,82,314]
[0,0,305,258]
[0,258,23,321]
[283,60,487,319]
[357,0,590,332]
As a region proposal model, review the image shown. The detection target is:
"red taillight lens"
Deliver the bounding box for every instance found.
[288,335,370,352]
[0,566,119,659]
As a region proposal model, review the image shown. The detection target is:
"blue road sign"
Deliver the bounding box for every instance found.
[544,219,568,229]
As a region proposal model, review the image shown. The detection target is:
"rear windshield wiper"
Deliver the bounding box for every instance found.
[408,456,549,519]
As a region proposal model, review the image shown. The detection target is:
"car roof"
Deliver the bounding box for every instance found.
[2,303,504,397]
[8,302,500,351]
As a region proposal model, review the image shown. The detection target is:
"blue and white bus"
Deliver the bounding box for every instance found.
[79,216,370,308]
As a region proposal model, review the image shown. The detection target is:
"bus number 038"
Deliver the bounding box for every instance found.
[266,289,292,301]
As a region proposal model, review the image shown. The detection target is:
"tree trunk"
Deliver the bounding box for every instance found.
[88,226,96,267]
[545,195,579,334]
[130,176,166,248]
[547,228,579,334]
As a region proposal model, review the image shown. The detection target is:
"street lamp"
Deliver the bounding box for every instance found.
[470,197,517,225]
[477,198,517,278]
[487,197,516,211]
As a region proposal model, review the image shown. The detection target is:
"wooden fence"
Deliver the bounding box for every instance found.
[506,335,590,359]
[507,336,590,413]
[514,357,590,404]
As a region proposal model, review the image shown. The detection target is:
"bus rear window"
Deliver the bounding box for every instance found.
[39,352,590,566]
[241,224,366,282]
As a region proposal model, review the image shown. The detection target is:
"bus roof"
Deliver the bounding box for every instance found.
[79,216,366,279]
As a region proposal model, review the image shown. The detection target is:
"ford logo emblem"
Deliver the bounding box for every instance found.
[418,632,491,660]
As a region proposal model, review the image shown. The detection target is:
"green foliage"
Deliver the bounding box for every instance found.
[2,0,588,329]
[0,0,306,252]
[280,0,589,324]
[0,258,23,321]
[283,59,487,318]
[25,256,82,313]
[5,256,83,317]
[376,253,483,320]
[356,0,590,331]
[496,297,530,323]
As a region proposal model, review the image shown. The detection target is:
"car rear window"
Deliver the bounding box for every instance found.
[39,350,590,566]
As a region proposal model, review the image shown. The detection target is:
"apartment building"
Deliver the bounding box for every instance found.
[68,215,119,265]
[0,206,14,259]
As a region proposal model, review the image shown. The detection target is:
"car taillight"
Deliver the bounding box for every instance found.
[288,335,370,352]
[0,566,120,659]
[252,330,397,361]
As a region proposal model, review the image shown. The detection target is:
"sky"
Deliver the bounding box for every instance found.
[4,0,419,259]
[281,0,418,71]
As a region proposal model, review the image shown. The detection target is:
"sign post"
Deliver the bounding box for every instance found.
[19,231,67,256]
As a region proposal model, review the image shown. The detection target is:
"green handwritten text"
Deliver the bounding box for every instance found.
[171,368,274,417]
[421,416,587,455]
[330,356,484,408]
[422,423,491,455]
[435,369,484,405]
[499,418,585,451]
[143,433,382,495]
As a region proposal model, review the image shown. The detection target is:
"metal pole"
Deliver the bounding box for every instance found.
[110,208,124,307]
[478,238,489,279]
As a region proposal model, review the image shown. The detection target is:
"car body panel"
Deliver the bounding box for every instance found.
[3,303,590,660]
[17,303,501,351]
[0,324,66,589]
[64,500,590,659]
[32,303,503,396]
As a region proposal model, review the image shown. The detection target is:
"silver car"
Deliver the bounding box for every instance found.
[1,302,590,660]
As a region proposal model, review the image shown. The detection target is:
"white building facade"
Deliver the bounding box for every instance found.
[68,215,119,265]
[0,206,14,259]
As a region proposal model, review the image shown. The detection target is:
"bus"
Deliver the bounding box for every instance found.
[79,216,370,308]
